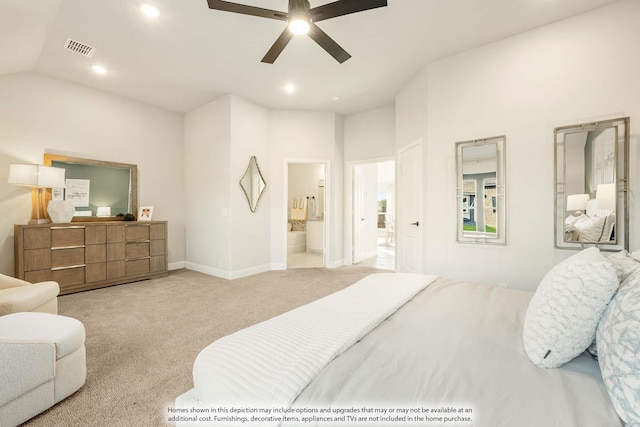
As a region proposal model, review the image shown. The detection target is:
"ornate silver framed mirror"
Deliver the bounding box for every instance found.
[240,156,266,212]
[554,117,629,251]
[455,135,506,245]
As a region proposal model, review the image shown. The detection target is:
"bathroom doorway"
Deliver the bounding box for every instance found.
[286,162,326,269]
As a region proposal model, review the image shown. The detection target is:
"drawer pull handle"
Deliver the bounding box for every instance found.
[51,245,86,250]
[126,240,151,244]
[126,256,151,261]
[51,264,85,271]
[51,226,86,230]
[125,224,151,227]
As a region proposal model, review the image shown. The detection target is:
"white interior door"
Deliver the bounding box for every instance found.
[397,140,423,273]
[353,165,366,263]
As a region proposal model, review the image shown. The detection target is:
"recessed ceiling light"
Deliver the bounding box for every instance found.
[139,3,160,19]
[332,95,340,101]
[91,65,108,75]
[284,84,296,94]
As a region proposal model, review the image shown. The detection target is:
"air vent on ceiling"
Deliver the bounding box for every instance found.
[64,39,96,58]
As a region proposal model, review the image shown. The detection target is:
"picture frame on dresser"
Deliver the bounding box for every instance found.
[138,206,154,221]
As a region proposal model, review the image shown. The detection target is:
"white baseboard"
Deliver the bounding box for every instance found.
[168,261,186,271]
[185,262,270,280]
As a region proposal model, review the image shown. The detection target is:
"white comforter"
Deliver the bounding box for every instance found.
[191,273,436,410]
[177,275,621,427]
[285,278,622,427]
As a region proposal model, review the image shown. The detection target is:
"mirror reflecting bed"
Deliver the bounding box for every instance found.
[456,136,506,245]
[554,117,629,251]
[44,154,137,221]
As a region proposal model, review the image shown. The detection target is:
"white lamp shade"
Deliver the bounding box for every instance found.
[596,183,616,211]
[8,164,66,188]
[566,194,589,211]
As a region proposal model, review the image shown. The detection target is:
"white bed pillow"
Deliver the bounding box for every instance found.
[607,250,640,283]
[576,216,606,242]
[596,273,640,425]
[523,247,618,368]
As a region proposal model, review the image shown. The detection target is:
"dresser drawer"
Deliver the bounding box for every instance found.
[126,242,150,259]
[86,245,107,263]
[86,263,107,283]
[126,258,150,276]
[24,249,51,271]
[150,239,166,256]
[86,225,107,245]
[51,247,85,268]
[51,227,85,247]
[25,270,51,283]
[52,266,85,286]
[126,225,150,241]
[23,228,50,249]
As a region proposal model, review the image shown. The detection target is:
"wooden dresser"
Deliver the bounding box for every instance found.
[14,221,168,295]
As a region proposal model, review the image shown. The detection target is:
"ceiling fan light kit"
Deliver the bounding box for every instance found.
[206,0,388,63]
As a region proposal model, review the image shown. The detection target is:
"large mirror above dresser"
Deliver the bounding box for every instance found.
[554,117,629,251]
[44,153,137,221]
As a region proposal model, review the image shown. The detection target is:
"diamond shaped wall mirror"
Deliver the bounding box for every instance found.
[240,156,266,212]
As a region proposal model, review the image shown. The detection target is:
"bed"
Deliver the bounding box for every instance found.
[175,249,639,427]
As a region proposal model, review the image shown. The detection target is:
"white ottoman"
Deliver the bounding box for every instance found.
[0,312,86,427]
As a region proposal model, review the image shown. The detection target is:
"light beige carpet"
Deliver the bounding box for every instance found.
[23,266,383,427]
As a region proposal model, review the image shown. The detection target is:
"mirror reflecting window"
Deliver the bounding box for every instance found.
[554,117,629,251]
[240,156,266,212]
[456,136,506,245]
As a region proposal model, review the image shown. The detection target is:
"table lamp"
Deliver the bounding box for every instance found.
[8,164,66,224]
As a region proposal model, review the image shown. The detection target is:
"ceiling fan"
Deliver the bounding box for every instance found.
[206,0,388,64]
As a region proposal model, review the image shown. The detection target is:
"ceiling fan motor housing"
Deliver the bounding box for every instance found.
[289,0,311,13]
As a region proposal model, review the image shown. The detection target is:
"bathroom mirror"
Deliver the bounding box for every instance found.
[240,156,266,212]
[44,153,137,221]
[456,135,506,245]
[554,117,629,251]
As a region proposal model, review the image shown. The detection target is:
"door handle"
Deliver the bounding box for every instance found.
[411,221,420,226]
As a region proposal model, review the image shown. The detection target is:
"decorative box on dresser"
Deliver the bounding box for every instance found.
[14,221,168,295]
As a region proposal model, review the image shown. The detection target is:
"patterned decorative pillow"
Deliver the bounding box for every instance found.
[607,250,640,283]
[596,274,640,425]
[523,247,618,368]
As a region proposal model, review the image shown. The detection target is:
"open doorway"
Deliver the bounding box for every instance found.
[351,160,395,270]
[286,162,326,269]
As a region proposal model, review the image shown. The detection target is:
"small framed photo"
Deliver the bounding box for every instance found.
[138,206,154,221]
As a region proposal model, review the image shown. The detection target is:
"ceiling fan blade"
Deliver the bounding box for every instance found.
[307,23,351,64]
[309,0,387,23]
[207,0,287,21]
[261,29,295,64]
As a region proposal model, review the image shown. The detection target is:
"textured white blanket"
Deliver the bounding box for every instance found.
[192,273,437,410]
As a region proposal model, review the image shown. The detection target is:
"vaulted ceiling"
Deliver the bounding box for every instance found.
[0,0,618,115]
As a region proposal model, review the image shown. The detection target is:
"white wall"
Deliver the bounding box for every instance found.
[269,110,343,268]
[184,96,232,274]
[344,105,396,162]
[184,95,270,279]
[229,96,270,275]
[0,71,185,275]
[395,0,640,289]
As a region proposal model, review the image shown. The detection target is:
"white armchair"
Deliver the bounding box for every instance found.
[0,312,86,427]
[0,274,59,316]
